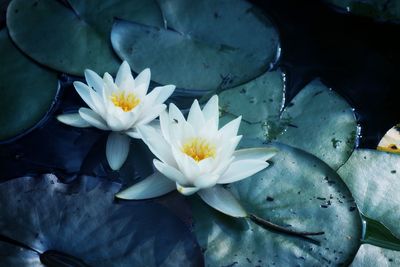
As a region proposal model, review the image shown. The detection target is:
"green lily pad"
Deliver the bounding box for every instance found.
[111,0,279,91]
[275,80,358,170]
[324,0,400,24]
[338,149,400,239]
[351,244,400,266]
[219,75,358,169]
[0,174,202,266]
[0,28,58,141]
[192,141,362,266]
[7,0,163,75]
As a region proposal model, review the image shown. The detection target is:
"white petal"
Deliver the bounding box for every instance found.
[136,104,166,125]
[115,61,135,91]
[187,99,205,132]
[142,85,175,112]
[57,113,91,128]
[233,147,278,162]
[84,69,103,93]
[73,81,96,110]
[218,160,269,184]
[106,132,131,170]
[153,159,188,186]
[159,110,171,142]
[79,108,109,130]
[218,116,242,139]
[217,135,242,162]
[197,185,247,218]
[103,72,119,93]
[193,173,220,189]
[176,183,199,196]
[89,87,106,116]
[137,125,175,166]
[115,172,175,200]
[169,103,185,123]
[106,106,140,131]
[125,129,141,139]
[134,68,151,97]
[202,95,219,123]
[154,85,175,104]
[171,146,200,182]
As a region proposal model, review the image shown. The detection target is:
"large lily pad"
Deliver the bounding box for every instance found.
[275,80,358,170]
[0,174,202,266]
[111,0,279,91]
[337,149,400,239]
[219,73,358,169]
[324,0,400,24]
[351,244,400,267]
[0,28,59,141]
[7,0,163,75]
[192,141,362,266]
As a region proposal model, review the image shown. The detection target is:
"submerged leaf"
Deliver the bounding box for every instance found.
[0,28,59,141]
[0,174,202,266]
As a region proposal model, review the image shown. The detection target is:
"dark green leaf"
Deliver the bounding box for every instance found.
[192,141,362,266]
[111,0,279,91]
[219,74,358,169]
[361,215,400,251]
[0,175,202,266]
[0,28,58,141]
[338,149,400,245]
[7,0,163,75]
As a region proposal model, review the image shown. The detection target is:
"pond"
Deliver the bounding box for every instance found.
[0,0,399,266]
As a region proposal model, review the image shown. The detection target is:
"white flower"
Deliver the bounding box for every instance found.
[57,61,175,170]
[116,95,276,218]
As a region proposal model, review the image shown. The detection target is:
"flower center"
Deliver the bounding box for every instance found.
[110,91,140,112]
[182,137,216,162]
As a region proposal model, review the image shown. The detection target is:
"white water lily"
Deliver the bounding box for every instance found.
[116,95,277,217]
[57,61,175,170]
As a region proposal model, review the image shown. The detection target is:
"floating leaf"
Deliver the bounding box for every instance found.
[275,80,358,170]
[111,0,279,91]
[338,149,400,240]
[7,0,163,75]
[0,28,59,141]
[192,141,361,266]
[350,244,400,267]
[324,0,400,24]
[0,174,202,266]
[219,73,358,169]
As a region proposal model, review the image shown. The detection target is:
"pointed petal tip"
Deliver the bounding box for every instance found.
[115,172,176,200]
[106,133,131,170]
[198,186,247,218]
[56,113,91,128]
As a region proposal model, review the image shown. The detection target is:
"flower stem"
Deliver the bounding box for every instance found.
[249,214,324,244]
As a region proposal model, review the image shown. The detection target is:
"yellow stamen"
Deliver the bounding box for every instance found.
[182,137,216,162]
[110,91,140,112]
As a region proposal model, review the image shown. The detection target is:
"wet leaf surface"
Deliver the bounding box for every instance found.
[0,174,203,266]
[192,141,361,266]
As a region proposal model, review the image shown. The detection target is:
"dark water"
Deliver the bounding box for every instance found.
[253,0,400,148]
[1,0,400,181]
